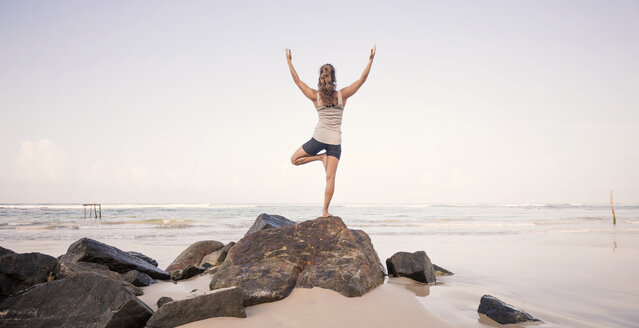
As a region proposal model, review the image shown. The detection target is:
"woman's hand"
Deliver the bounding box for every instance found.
[369,44,376,60]
[285,48,292,62]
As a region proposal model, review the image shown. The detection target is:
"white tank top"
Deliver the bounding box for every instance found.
[312,91,344,145]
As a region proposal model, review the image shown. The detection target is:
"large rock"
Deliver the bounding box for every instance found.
[127,251,158,267]
[60,238,169,280]
[0,252,58,299]
[121,270,156,287]
[54,261,144,296]
[210,216,385,306]
[245,213,295,236]
[145,286,245,328]
[0,246,15,257]
[386,251,436,283]
[0,272,153,328]
[478,295,542,324]
[166,240,224,273]
[200,242,236,267]
[156,296,173,308]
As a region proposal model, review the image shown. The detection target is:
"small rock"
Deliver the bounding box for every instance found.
[0,252,59,299]
[166,240,224,273]
[170,265,205,281]
[0,272,153,328]
[59,238,169,280]
[121,270,156,287]
[478,294,542,324]
[386,251,436,283]
[200,242,236,267]
[245,213,295,236]
[126,251,158,267]
[145,286,246,328]
[182,265,205,280]
[433,264,454,276]
[156,296,173,308]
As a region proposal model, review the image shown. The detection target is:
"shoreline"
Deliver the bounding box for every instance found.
[3,210,639,327]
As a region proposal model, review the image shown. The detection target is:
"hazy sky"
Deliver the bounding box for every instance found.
[1,1,638,204]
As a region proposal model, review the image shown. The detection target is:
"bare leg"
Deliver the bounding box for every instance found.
[322,155,339,217]
[291,146,327,167]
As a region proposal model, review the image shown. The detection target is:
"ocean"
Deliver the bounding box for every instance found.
[0,203,637,244]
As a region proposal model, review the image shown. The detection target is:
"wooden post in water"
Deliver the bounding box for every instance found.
[610,190,616,225]
[82,204,102,220]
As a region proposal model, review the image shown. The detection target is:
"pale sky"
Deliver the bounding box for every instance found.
[1,1,638,204]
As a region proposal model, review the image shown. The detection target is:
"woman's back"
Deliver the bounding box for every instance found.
[313,90,344,145]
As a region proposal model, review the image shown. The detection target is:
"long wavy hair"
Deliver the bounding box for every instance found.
[318,64,336,107]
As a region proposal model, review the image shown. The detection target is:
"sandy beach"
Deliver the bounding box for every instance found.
[4,205,638,328]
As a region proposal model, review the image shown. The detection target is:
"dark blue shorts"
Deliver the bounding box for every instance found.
[302,137,341,159]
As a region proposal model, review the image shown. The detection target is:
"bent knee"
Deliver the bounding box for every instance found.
[290,157,300,166]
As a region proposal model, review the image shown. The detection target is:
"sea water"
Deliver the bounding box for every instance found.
[0,203,637,243]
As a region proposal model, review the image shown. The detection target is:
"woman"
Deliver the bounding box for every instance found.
[286,45,376,217]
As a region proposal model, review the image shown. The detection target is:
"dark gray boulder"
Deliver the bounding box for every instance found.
[156,296,173,308]
[433,264,454,276]
[170,264,205,281]
[478,295,542,324]
[0,272,153,328]
[210,216,385,306]
[0,252,58,299]
[121,270,156,287]
[54,261,143,296]
[0,246,15,257]
[200,242,236,267]
[145,286,245,328]
[60,238,169,280]
[127,251,158,267]
[386,251,436,283]
[166,240,224,273]
[245,213,295,236]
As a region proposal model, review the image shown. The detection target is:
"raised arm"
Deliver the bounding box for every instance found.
[340,45,376,101]
[285,48,317,102]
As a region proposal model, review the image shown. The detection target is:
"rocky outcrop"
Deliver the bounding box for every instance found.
[145,286,245,328]
[478,295,542,324]
[200,242,235,267]
[0,272,153,328]
[209,216,385,306]
[121,270,156,287]
[166,240,224,273]
[386,251,436,283]
[0,246,15,257]
[54,261,143,296]
[127,251,158,267]
[0,252,58,299]
[60,238,169,280]
[156,296,173,308]
[245,213,295,236]
[433,264,454,276]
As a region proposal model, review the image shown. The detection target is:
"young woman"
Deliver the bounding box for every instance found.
[286,45,376,217]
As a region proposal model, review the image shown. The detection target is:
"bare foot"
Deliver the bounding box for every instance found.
[321,211,332,218]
